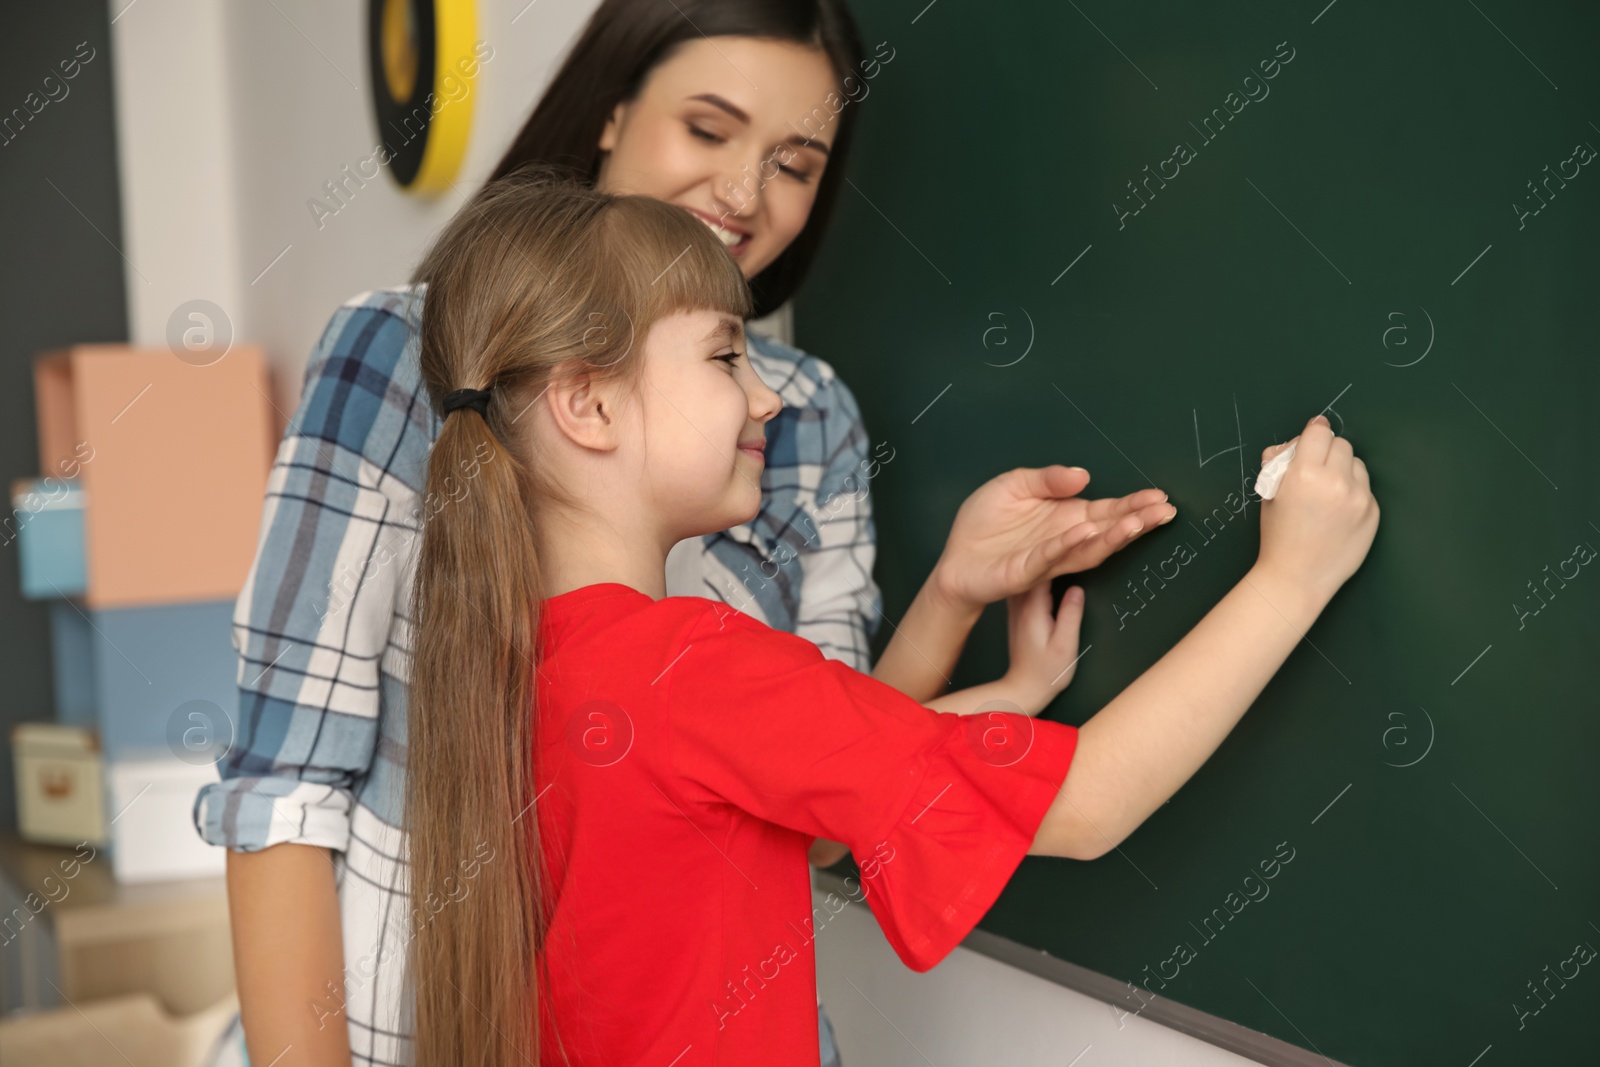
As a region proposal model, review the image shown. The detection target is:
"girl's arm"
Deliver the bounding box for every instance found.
[810,581,1084,868]
[1032,418,1379,859]
[1032,563,1325,859]
[227,844,353,1067]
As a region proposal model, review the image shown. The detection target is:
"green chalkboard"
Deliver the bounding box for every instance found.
[795,2,1600,1064]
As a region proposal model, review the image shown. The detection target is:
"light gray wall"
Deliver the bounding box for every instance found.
[813,885,1266,1066]
[110,0,602,412]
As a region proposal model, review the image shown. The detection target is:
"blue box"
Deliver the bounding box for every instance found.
[88,599,238,761]
[10,477,86,599]
[49,600,97,729]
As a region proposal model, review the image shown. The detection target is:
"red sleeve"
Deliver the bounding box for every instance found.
[663,601,1078,972]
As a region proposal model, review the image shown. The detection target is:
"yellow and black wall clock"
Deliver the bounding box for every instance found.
[366,0,480,193]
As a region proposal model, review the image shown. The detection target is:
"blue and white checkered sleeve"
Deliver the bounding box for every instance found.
[194,296,423,854]
[793,368,883,674]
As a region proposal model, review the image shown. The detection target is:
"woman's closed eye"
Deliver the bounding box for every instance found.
[686,124,812,181]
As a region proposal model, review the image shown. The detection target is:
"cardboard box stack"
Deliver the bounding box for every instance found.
[11,344,274,882]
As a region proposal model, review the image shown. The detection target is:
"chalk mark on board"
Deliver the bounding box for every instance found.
[1194,407,1241,470]
[1451,383,1558,490]
[1452,782,1559,890]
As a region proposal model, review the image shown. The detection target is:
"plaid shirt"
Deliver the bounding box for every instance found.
[193,284,882,1067]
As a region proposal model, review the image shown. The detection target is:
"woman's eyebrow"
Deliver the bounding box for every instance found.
[687,92,750,123]
[686,92,831,157]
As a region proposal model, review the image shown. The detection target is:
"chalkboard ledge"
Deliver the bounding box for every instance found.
[815,870,1351,1067]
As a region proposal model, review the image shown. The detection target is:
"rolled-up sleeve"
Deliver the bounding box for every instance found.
[194,298,424,853]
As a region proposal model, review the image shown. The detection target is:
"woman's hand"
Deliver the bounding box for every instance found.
[933,466,1174,612]
[1002,580,1086,714]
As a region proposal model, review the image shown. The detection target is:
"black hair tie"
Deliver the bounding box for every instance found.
[442,387,493,418]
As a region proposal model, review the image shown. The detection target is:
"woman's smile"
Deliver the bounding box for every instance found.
[682,205,754,257]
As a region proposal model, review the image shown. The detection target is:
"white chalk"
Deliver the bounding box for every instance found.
[1255,441,1297,500]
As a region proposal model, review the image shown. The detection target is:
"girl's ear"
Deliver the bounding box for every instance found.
[546,368,621,452]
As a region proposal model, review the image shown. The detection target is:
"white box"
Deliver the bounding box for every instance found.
[12,723,106,847]
[106,754,225,883]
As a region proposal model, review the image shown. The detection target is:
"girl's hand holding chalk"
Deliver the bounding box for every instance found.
[1253,414,1380,603]
[1254,440,1297,500]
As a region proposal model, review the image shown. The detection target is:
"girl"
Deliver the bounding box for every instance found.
[201,2,1174,1065]
[405,172,1377,1066]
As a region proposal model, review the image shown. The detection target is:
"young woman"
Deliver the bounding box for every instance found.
[399,173,1377,1066]
[196,2,1173,1065]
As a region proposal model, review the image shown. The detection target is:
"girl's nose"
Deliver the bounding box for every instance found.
[749,374,781,422]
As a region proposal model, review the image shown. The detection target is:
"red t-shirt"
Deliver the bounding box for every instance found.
[533,583,1078,1066]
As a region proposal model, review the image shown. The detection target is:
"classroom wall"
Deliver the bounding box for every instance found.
[100,1,1264,1061]
[108,0,600,410]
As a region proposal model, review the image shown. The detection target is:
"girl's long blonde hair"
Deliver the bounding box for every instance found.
[403,167,750,1066]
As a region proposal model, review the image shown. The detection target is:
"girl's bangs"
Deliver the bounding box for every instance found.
[596,197,753,342]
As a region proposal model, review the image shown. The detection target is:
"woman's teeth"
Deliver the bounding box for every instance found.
[700,217,743,247]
